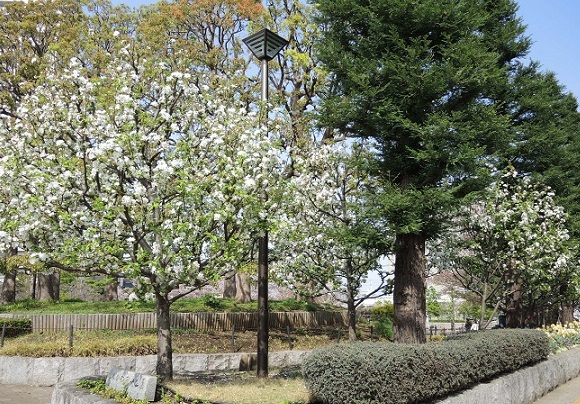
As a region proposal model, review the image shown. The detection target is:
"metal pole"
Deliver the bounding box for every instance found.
[257,58,269,378]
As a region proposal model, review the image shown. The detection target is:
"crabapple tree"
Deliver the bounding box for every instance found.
[273,142,392,341]
[0,42,283,379]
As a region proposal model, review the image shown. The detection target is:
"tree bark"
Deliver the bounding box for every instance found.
[103,278,118,302]
[156,292,173,381]
[505,269,523,328]
[222,270,237,299]
[347,292,357,342]
[235,273,251,303]
[393,233,426,344]
[479,282,488,327]
[37,271,60,301]
[224,271,251,303]
[1,248,18,304]
[1,270,17,304]
[561,302,575,325]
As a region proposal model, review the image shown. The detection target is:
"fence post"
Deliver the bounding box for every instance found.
[287,325,293,350]
[69,324,74,348]
[370,325,374,340]
[1,323,5,348]
[337,328,341,343]
[231,324,236,353]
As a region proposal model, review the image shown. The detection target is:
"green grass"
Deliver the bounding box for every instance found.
[0,297,331,315]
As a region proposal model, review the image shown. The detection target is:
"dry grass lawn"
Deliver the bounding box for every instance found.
[166,371,311,404]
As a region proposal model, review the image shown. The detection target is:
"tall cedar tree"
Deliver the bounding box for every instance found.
[314,0,530,342]
[507,64,580,323]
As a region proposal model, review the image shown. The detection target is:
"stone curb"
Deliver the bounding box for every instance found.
[0,351,310,386]
[11,347,580,403]
[435,347,580,404]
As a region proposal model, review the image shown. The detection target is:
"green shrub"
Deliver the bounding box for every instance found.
[374,315,393,340]
[369,302,394,339]
[0,318,32,338]
[302,329,549,404]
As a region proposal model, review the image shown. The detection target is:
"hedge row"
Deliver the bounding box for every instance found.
[0,318,32,338]
[302,329,549,404]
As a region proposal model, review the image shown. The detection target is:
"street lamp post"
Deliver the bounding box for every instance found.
[243,28,288,378]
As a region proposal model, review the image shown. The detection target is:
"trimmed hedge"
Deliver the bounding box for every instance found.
[0,318,32,338]
[302,329,549,404]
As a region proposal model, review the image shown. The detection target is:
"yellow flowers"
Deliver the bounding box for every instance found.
[541,321,580,353]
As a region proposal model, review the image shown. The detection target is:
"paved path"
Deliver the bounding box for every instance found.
[1,375,580,404]
[0,384,53,404]
[534,375,580,404]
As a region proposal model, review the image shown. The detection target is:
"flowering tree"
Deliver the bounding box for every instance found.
[0,27,282,378]
[273,142,392,341]
[436,169,573,328]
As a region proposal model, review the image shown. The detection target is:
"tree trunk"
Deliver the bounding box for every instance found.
[505,269,523,328]
[347,292,357,342]
[235,273,251,303]
[103,278,118,302]
[479,282,488,327]
[156,292,173,381]
[224,271,252,303]
[31,272,37,300]
[393,233,426,344]
[1,248,18,304]
[561,302,575,325]
[1,270,17,304]
[222,270,237,299]
[37,271,60,301]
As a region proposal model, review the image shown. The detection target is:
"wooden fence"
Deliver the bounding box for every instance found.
[3,311,348,333]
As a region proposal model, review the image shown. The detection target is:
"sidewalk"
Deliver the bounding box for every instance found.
[0,384,53,404]
[534,375,580,404]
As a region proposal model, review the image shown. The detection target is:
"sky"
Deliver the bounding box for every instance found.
[516,1,580,101]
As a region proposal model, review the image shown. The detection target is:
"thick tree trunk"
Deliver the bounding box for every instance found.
[224,271,251,303]
[37,271,60,302]
[561,302,575,325]
[31,272,37,300]
[222,270,237,299]
[393,233,426,344]
[479,282,488,327]
[156,293,173,381]
[103,278,118,302]
[347,293,357,342]
[1,270,17,304]
[235,273,251,303]
[1,248,18,304]
[505,269,523,328]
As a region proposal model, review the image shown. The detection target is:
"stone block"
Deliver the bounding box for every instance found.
[135,355,156,374]
[207,353,238,371]
[63,357,100,382]
[32,356,64,386]
[0,356,32,384]
[99,356,137,377]
[173,354,209,375]
[106,368,157,402]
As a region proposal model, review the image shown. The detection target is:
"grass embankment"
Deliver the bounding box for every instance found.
[0,297,365,357]
[0,297,376,403]
[0,296,332,314]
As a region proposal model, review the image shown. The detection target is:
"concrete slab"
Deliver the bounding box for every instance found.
[0,384,53,404]
[106,368,156,402]
[533,375,580,404]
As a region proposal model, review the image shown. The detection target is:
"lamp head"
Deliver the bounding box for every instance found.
[243,28,288,61]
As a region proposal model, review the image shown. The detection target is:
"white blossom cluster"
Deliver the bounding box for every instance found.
[0,51,284,292]
[439,168,575,298]
[272,141,389,304]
